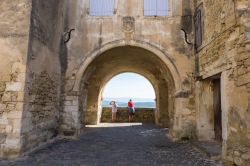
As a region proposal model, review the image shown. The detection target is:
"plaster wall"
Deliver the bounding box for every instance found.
[19,0,67,155]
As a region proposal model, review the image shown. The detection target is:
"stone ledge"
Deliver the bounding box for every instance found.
[101,107,155,123]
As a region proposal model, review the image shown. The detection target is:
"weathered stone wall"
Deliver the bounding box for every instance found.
[225,1,250,165]
[62,0,196,141]
[194,0,250,165]
[0,0,31,158]
[101,107,155,123]
[2,0,249,161]
[18,0,67,155]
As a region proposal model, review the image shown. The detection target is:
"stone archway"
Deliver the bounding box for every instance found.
[73,40,182,92]
[61,41,189,139]
[79,46,176,128]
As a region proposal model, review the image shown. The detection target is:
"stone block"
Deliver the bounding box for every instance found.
[64,105,78,112]
[6,103,16,112]
[182,108,192,115]
[64,100,79,106]
[0,82,6,92]
[0,104,6,111]
[5,136,21,148]
[237,72,250,86]
[12,62,26,73]
[0,124,6,130]
[244,57,250,67]
[73,100,79,106]
[5,125,13,133]
[1,93,11,102]
[0,118,8,125]
[0,133,6,144]
[1,75,11,82]
[15,102,24,112]
[64,101,73,106]
[233,156,243,166]
[71,111,79,123]
[233,151,241,157]
[65,96,78,101]
[6,82,24,92]
[242,152,250,160]
[237,67,246,76]
[16,73,26,82]
[6,111,22,119]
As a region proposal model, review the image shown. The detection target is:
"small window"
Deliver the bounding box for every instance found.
[194,5,203,48]
[89,0,115,16]
[144,0,168,16]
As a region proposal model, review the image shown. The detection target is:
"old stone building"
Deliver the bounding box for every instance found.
[0,0,249,165]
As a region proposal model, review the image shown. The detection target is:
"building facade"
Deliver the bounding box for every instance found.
[0,0,249,165]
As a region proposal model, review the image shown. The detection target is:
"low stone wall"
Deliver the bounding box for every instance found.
[101,107,155,123]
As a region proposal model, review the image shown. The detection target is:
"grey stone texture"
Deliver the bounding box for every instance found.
[0,124,220,166]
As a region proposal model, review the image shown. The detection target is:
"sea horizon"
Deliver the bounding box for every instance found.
[102,97,156,108]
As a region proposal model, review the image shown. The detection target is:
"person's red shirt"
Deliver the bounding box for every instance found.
[128,101,134,107]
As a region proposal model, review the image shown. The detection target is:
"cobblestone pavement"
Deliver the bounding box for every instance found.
[0,123,221,166]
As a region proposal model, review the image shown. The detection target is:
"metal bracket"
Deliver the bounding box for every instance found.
[63,29,75,43]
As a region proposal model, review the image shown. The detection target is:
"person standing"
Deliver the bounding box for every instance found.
[127,99,135,122]
[110,101,118,122]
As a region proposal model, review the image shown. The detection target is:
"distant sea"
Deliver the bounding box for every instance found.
[102,97,156,108]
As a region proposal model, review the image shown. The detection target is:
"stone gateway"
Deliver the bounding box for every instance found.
[0,0,249,165]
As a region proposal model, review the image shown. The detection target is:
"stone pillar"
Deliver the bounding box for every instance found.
[171,91,196,140]
[221,71,229,158]
[61,94,82,137]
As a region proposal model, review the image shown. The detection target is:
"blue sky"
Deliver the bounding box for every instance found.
[103,73,156,99]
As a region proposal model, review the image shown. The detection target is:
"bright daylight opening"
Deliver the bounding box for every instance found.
[102,72,156,108]
[100,72,156,123]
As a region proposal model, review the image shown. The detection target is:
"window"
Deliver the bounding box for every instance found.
[144,0,168,16]
[194,5,203,48]
[89,0,115,16]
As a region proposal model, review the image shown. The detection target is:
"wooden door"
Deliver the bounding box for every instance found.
[213,79,222,142]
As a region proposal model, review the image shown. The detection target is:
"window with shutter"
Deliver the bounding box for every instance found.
[194,6,203,49]
[144,0,168,16]
[89,0,115,16]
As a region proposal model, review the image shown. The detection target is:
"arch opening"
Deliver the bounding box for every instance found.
[100,72,157,123]
[78,46,176,129]
[102,72,156,100]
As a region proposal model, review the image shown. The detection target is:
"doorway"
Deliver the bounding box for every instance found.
[213,79,222,142]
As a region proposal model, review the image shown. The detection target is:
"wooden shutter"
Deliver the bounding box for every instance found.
[90,0,114,16]
[104,0,114,15]
[156,0,168,16]
[144,0,157,16]
[90,0,100,16]
[194,9,202,48]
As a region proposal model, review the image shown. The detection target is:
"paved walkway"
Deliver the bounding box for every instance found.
[0,123,221,166]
